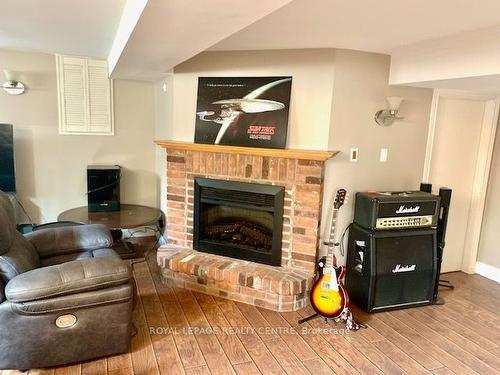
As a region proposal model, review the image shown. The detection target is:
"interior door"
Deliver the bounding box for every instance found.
[427,95,489,272]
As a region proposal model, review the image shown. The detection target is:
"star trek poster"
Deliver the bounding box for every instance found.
[194,76,292,149]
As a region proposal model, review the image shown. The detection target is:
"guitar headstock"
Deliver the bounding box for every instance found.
[333,189,348,209]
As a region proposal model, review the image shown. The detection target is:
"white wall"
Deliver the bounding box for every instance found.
[322,50,433,256]
[478,124,500,269]
[169,49,336,150]
[0,49,157,223]
[420,95,489,273]
[154,48,434,261]
[154,75,174,214]
[389,25,500,86]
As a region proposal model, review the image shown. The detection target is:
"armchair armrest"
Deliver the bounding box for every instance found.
[25,224,113,258]
[5,257,130,303]
[0,279,4,303]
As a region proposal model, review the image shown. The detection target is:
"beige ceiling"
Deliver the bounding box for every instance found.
[4,0,500,87]
[209,0,500,53]
[0,0,125,58]
[109,0,294,80]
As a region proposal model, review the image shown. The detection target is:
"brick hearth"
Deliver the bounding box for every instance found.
[157,246,312,311]
[156,141,337,311]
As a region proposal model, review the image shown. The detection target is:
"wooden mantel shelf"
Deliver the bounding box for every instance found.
[155,140,339,161]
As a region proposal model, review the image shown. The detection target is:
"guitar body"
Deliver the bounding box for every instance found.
[310,257,348,318]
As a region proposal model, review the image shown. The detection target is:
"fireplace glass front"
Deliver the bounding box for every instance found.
[193,177,284,266]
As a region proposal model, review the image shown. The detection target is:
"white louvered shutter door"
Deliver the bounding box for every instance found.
[57,55,113,135]
[87,59,113,133]
[59,56,88,133]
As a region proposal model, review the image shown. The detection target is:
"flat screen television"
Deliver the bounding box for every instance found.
[0,124,15,192]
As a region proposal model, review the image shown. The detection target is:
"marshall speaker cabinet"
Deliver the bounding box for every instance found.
[87,165,121,212]
[346,191,439,312]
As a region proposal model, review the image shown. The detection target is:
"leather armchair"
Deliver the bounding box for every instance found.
[0,191,134,370]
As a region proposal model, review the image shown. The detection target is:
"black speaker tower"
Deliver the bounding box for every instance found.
[87,165,121,212]
[420,182,454,302]
[435,187,454,302]
[419,182,432,193]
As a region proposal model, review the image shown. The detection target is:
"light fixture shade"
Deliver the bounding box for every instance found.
[2,81,25,95]
[386,96,403,111]
[3,69,15,81]
[2,69,26,95]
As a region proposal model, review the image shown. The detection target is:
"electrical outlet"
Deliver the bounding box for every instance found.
[350,148,359,162]
[380,148,388,162]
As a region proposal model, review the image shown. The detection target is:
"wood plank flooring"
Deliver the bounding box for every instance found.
[2,240,500,374]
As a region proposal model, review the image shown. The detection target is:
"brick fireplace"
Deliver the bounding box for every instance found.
[156,141,337,311]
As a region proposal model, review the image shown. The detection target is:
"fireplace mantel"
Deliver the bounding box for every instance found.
[155,140,339,161]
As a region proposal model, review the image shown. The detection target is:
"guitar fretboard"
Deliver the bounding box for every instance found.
[325,209,339,268]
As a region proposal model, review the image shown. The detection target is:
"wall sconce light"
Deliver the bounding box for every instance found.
[374,96,404,126]
[2,69,25,95]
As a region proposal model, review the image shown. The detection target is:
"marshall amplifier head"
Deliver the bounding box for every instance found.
[354,191,440,230]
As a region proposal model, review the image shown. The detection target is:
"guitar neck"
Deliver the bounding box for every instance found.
[325,208,339,268]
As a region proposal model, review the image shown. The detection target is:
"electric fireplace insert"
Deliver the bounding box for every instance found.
[193,177,284,266]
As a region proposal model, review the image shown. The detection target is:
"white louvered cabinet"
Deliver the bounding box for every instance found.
[56,55,114,135]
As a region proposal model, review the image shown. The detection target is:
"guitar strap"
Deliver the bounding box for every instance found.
[334,308,365,330]
[332,247,339,268]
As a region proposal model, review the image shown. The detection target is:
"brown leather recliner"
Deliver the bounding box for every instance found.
[0,191,134,371]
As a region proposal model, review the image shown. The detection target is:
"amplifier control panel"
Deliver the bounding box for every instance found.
[375,215,434,229]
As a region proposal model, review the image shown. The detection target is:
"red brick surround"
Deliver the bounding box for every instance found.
[157,143,334,311]
[158,246,313,311]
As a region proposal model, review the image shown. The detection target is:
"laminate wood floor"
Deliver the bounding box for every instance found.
[2,242,500,375]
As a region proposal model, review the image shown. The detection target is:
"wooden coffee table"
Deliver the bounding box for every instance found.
[58,204,163,258]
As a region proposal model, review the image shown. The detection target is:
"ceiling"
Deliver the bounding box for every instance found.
[4,0,500,88]
[406,74,500,94]
[209,0,500,53]
[109,0,294,80]
[0,0,125,58]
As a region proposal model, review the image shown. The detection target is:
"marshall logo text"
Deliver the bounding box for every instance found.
[392,264,416,273]
[395,205,420,214]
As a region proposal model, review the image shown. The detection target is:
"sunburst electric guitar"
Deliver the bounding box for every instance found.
[310,189,348,319]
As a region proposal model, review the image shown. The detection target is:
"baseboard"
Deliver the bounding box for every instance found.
[475,261,500,283]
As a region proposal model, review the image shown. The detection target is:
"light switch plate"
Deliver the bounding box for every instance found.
[350,148,359,162]
[380,148,388,162]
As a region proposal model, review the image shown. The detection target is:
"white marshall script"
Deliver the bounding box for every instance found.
[395,205,420,214]
[392,264,416,273]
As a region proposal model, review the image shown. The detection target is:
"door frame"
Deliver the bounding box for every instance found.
[422,89,500,273]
